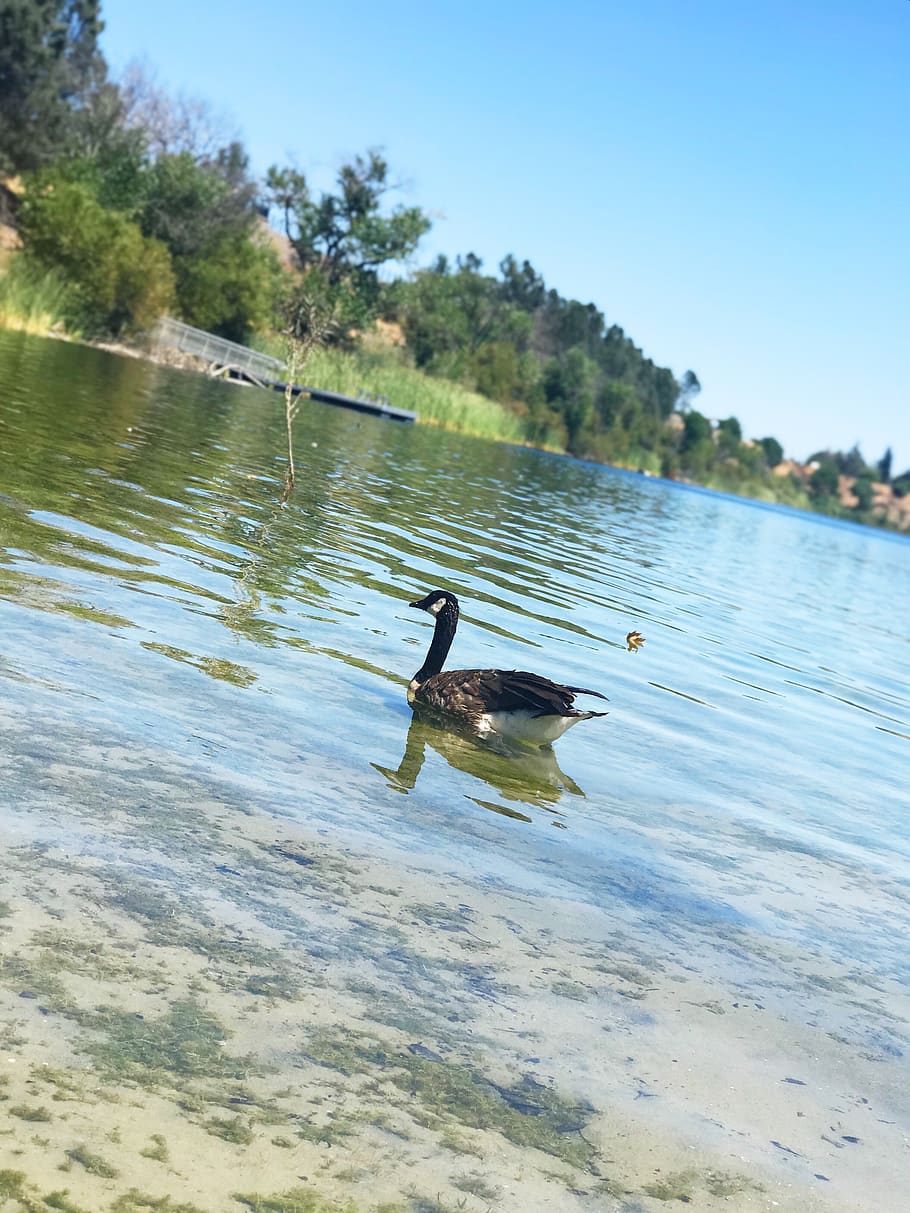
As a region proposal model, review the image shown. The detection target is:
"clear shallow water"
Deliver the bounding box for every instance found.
[1,331,909,1206]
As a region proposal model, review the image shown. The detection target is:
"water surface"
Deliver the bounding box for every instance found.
[1,331,908,1212]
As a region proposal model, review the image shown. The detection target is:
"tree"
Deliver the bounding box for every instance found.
[19,175,174,332]
[174,229,280,342]
[498,255,545,311]
[140,144,257,259]
[876,447,893,484]
[0,0,104,172]
[841,444,868,478]
[716,416,742,456]
[809,457,840,499]
[682,409,712,451]
[759,436,784,468]
[852,476,874,511]
[118,59,238,162]
[266,150,431,291]
[676,369,701,411]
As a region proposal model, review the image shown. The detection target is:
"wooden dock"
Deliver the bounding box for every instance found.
[151,316,417,423]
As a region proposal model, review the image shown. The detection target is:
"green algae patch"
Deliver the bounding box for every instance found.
[81,999,253,1084]
[138,1134,170,1162]
[1,954,71,1009]
[8,1104,53,1122]
[234,1190,356,1213]
[303,1029,596,1170]
[111,1192,208,1213]
[63,1145,118,1178]
[43,1193,92,1213]
[204,1115,254,1145]
[643,1166,763,1202]
[295,1114,360,1147]
[244,973,302,1000]
[0,1171,27,1199]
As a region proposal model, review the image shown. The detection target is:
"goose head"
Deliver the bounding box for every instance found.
[409,589,460,620]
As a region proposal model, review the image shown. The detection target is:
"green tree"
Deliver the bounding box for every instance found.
[140,144,257,259]
[759,436,784,468]
[0,0,104,172]
[174,230,280,343]
[852,475,874,511]
[19,175,174,332]
[682,410,712,451]
[876,447,893,484]
[677,369,701,410]
[267,150,430,287]
[809,457,840,499]
[716,416,742,456]
[840,444,868,478]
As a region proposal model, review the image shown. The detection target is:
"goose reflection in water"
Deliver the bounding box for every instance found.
[372,707,586,818]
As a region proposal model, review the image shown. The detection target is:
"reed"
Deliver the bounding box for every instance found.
[0,257,76,337]
[299,347,533,444]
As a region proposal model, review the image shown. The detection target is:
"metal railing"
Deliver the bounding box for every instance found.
[152,316,284,379]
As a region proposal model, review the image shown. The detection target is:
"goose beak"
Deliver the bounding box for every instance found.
[408,598,423,610]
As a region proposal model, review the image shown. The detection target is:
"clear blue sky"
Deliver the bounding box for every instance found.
[102,0,909,470]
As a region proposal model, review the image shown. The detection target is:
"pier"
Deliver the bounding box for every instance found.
[151,317,417,423]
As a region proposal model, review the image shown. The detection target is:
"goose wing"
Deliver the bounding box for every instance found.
[424,668,606,718]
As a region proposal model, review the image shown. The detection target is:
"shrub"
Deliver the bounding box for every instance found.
[174,231,281,343]
[19,177,174,333]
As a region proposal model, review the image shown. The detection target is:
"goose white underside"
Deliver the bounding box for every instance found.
[477,709,590,746]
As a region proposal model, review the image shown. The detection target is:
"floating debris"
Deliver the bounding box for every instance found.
[626,630,645,653]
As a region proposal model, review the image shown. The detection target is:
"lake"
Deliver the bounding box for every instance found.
[0,329,908,1213]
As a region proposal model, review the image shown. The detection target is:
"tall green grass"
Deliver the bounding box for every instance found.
[0,256,77,337]
[305,347,533,442]
[253,333,535,445]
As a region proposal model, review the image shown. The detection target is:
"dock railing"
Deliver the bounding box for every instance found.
[152,316,284,381]
[149,316,416,422]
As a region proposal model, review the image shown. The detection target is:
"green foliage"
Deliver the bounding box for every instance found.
[852,475,874,510]
[297,345,532,443]
[384,252,689,465]
[840,443,869,477]
[892,471,910,498]
[681,409,712,451]
[19,176,174,333]
[140,144,256,259]
[0,0,104,172]
[876,447,892,483]
[716,415,742,456]
[810,457,840,499]
[0,255,76,334]
[175,229,280,342]
[267,152,430,283]
[759,435,784,468]
[266,149,431,327]
[234,1189,355,1213]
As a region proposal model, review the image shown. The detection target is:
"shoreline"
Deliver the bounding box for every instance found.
[1,322,906,536]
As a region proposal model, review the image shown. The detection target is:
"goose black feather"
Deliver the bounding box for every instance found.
[407,590,607,746]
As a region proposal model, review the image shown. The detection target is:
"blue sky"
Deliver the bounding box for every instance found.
[102,1,909,470]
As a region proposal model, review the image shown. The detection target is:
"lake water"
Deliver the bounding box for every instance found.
[0,330,908,1213]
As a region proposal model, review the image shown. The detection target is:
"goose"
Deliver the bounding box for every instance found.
[407,590,607,747]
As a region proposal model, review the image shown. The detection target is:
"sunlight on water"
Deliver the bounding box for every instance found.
[1,331,908,1212]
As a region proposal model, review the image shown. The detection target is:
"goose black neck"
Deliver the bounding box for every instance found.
[415,602,458,684]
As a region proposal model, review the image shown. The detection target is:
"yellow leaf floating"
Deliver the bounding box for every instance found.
[625,630,645,653]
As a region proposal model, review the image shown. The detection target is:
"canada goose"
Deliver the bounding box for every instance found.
[407,590,608,747]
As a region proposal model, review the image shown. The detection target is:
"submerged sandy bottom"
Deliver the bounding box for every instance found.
[0,693,907,1213]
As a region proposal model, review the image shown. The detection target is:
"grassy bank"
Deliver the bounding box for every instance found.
[305,347,532,443]
[257,336,536,446]
[0,257,75,338]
